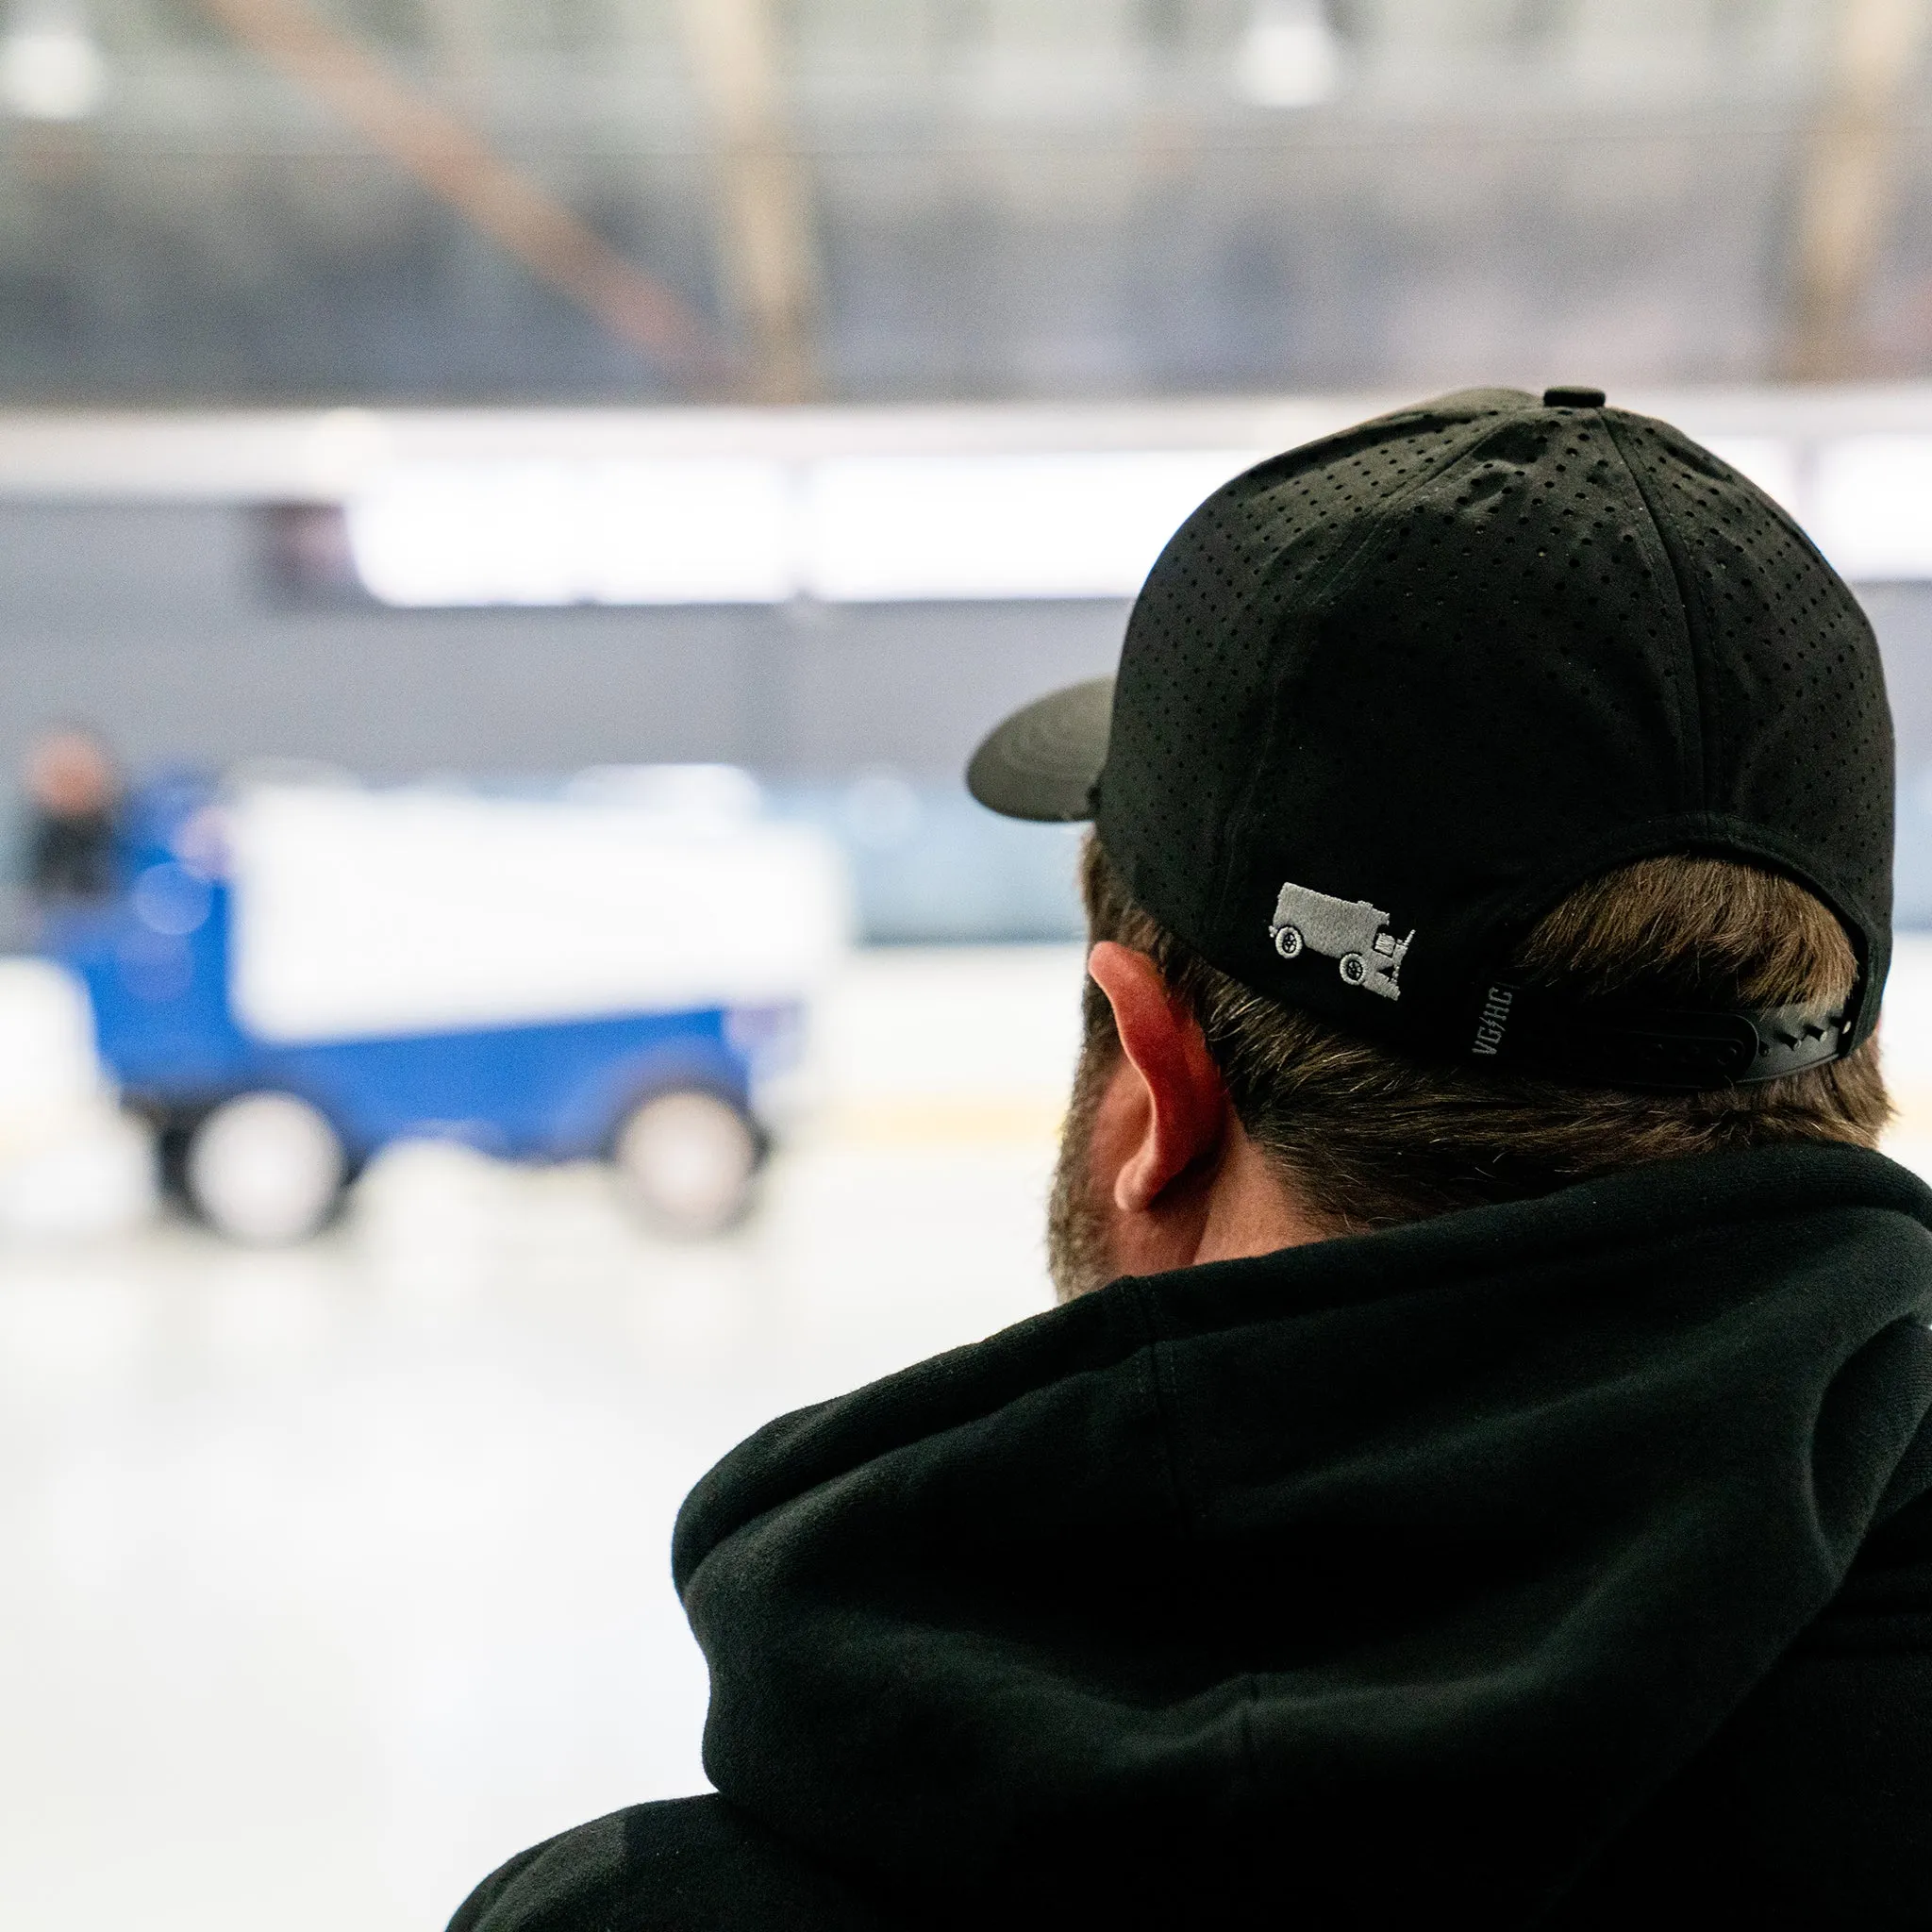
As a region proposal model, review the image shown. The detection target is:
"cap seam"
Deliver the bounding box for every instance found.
[1596,412,1890,1050]
[1599,411,1712,814]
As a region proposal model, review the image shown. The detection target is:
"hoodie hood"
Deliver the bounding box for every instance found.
[673,1145,1932,1926]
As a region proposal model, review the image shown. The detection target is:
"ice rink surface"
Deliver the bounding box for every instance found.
[5,938,1932,1932]
[0,946,1083,1932]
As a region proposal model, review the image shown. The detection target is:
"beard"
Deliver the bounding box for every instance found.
[1045,1024,1119,1303]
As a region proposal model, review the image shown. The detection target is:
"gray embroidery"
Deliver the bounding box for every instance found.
[1269,882,1413,1002]
[1471,984,1515,1055]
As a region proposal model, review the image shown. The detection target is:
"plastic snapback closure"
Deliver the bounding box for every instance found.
[1467,983,1850,1091]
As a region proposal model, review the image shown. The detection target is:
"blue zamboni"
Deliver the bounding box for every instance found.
[43,767,851,1243]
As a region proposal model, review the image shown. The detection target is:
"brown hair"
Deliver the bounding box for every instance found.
[1080,836,1889,1235]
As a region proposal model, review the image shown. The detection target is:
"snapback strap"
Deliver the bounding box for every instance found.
[1467,983,1851,1091]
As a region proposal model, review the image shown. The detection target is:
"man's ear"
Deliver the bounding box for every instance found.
[1085,941,1230,1212]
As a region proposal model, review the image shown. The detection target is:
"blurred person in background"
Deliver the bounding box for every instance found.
[21,725,121,908]
[451,390,1932,1929]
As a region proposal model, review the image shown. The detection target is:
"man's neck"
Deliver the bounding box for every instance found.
[1190,1124,1331,1265]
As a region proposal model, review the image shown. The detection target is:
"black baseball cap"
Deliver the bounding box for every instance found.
[968,386,1893,1091]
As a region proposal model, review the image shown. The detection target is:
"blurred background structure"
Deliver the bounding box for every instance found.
[12,3,1932,1928]
[2,0,1932,402]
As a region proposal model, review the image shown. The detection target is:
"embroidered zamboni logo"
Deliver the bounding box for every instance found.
[1268,881,1414,1002]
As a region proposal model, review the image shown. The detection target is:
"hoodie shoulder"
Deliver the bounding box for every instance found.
[446,1794,907,1932]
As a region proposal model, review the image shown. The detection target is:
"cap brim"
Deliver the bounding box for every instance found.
[966,676,1113,822]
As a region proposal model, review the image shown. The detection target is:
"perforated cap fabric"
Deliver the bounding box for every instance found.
[967,387,1894,1071]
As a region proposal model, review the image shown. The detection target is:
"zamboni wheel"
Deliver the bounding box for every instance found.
[612,1089,761,1239]
[184,1091,346,1244]
[1339,953,1369,986]
[1273,924,1304,960]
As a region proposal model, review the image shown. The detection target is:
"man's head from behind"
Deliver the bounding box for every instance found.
[968,387,1895,1300]
[1045,835,1884,1300]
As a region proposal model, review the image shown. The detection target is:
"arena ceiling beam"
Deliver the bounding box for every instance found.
[197,0,727,390]
[1785,0,1931,380]
[675,0,822,404]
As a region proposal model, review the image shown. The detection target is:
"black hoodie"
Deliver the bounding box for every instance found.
[451,1144,1932,1930]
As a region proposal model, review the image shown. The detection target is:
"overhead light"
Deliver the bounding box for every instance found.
[0,0,105,122]
[344,459,797,607]
[1234,0,1341,109]
[801,452,1268,601]
[342,451,1268,607]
